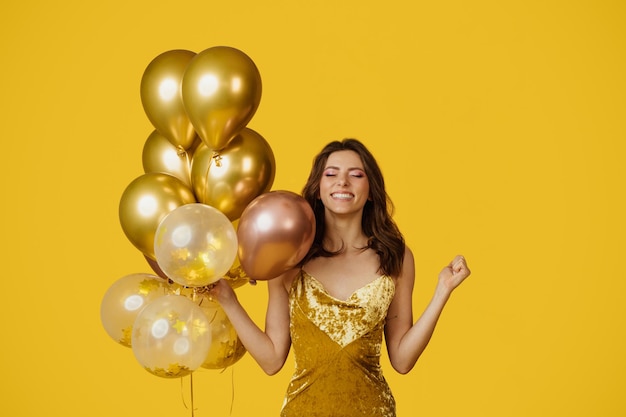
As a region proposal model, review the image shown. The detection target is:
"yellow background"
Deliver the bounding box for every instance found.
[1,0,624,416]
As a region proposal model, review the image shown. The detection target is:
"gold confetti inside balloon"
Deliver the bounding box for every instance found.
[154,203,238,287]
[132,294,212,378]
[100,273,170,347]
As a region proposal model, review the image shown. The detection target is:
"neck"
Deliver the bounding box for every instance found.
[323,212,368,252]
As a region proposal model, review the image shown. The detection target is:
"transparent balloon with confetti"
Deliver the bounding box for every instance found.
[100,273,171,347]
[154,203,238,287]
[131,294,212,378]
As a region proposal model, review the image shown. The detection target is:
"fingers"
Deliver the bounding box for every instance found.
[451,255,471,277]
[451,255,465,269]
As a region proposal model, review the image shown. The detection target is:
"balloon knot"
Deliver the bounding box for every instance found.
[212,152,223,167]
[176,146,188,157]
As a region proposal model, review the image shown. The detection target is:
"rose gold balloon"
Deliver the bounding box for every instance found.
[190,127,275,221]
[181,46,262,151]
[237,191,315,280]
[140,50,197,150]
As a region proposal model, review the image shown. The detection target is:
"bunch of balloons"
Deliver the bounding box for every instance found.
[100,46,315,380]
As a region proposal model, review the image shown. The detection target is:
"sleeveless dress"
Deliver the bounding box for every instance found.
[280,269,396,417]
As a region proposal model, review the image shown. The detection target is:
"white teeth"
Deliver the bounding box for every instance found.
[332,193,353,199]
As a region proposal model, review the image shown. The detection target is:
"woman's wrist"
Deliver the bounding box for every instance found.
[434,281,453,302]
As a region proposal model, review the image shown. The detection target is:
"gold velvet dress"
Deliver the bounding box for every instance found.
[281,269,396,417]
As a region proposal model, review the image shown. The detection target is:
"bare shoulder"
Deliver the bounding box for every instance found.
[404,245,414,266]
[268,268,301,294]
[394,245,415,288]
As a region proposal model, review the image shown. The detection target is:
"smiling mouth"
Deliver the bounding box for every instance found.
[331,192,354,199]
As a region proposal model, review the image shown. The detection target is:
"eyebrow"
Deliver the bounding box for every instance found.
[323,166,365,171]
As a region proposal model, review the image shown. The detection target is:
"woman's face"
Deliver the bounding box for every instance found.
[319,150,370,216]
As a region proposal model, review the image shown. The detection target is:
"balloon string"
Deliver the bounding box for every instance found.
[202,151,222,203]
[230,366,235,416]
[180,373,196,417]
[177,146,192,186]
[178,364,235,416]
[190,373,195,417]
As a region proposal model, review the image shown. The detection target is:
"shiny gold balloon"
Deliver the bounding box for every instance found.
[237,191,316,280]
[181,46,262,151]
[219,219,252,288]
[144,254,169,280]
[190,128,275,221]
[141,49,197,150]
[223,257,252,289]
[119,173,196,260]
[196,294,247,369]
[142,129,202,188]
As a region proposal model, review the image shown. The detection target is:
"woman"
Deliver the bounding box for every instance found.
[210,139,471,416]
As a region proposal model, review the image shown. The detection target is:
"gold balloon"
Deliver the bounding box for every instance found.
[222,219,251,288]
[144,254,169,280]
[140,49,197,150]
[142,130,195,188]
[224,267,248,287]
[119,173,196,260]
[197,295,247,369]
[237,191,316,280]
[181,46,262,151]
[190,128,275,221]
[223,256,252,289]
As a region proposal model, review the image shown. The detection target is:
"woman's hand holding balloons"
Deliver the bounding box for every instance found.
[207,278,239,307]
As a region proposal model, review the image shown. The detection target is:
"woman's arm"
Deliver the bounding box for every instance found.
[384,248,470,374]
[209,269,296,375]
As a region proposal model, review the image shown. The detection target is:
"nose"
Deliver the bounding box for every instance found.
[337,173,349,186]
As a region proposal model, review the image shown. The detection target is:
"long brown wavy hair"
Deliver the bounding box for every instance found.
[300,139,405,277]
